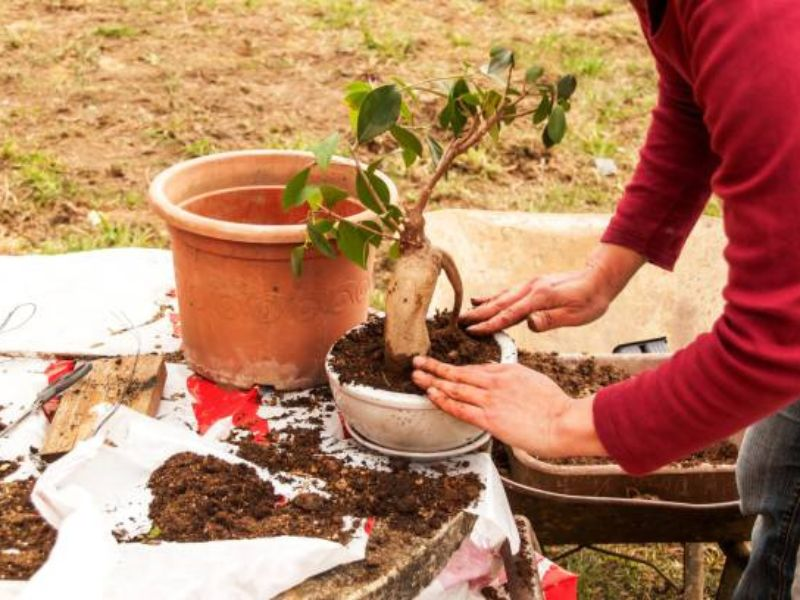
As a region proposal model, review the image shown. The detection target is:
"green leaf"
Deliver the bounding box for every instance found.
[542,127,555,149]
[502,103,517,125]
[390,125,422,167]
[307,222,336,258]
[147,525,162,539]
[381,205,404,231]
[388,240,401,260]
[556,75,577,101]
[481,89,502,117]
[315,218,334,234]
[425,136,443,169]
[361,220,384,246]
[356,84,402,143]
[302,185,323,211]
[451,79,472,112]
[320,184,348,207]
[310,133,339,170]
[460,93,481,107]
[336,221,371,268]
[355,170,389,213]
[282,167,310,210]
[533,94,552,125]
[546,105,567,145]
[487,46,515,75]
[344,81,372,110]
[290,245,305,277]
[525,65,544,83]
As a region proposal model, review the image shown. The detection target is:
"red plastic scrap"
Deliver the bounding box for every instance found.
[42,359,76,421]
[187,374,268,443]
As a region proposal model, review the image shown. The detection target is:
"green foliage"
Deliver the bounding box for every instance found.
[183,138,217,158]
[310,133,339,170]
[279,46,577,276]
[94,25,139,39]
[356,85,402,143]
[281,168,311,210]
[1,141,75,206]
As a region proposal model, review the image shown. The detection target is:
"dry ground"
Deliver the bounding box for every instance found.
[1,0,730,596]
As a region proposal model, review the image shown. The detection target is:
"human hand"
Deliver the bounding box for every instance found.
[460,243,644,335]
[411,356,606,458]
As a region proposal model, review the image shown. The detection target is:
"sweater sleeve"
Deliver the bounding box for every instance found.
[601,53,719,270]
[594,0,800,474]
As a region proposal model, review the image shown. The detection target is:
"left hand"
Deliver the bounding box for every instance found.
[411,356,606,458]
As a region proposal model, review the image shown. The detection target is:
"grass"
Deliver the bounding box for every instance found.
[0,141,76,207]
[0,2,732,594]
[93,24,139,38]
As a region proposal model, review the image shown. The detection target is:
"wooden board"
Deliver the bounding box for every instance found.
[41,356,166,459]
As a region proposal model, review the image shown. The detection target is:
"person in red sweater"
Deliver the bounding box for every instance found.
[411,0,800,597]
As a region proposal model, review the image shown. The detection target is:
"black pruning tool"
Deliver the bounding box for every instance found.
[0,361,93,439]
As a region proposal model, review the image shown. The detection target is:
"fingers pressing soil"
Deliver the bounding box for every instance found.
[331,313,500,394]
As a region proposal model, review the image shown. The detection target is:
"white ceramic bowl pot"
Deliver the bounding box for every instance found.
[326,327,517,455]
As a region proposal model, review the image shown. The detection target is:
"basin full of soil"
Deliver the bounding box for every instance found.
[329,312,502,394]
[326,313,516,454]
[500,351,741,503]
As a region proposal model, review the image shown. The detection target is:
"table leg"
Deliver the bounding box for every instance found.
[683,543,705,600]
[716,542,750,600]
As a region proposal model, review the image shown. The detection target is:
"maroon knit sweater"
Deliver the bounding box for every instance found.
[593,0,800,474]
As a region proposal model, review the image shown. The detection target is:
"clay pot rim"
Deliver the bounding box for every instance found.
[325,326,518,410]
[149,149,398,244]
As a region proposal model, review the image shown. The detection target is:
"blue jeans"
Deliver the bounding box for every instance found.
[735,399,800,599]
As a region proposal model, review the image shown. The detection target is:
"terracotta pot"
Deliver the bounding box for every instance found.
[150,150,397,390]
[326,323,517,454]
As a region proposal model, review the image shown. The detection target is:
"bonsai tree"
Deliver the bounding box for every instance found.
[283,47,576,373]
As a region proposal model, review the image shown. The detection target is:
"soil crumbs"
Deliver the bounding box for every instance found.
[511,351,739,468]
[147,387,483,553]
[331,313,501,394]
[0,477,57,580]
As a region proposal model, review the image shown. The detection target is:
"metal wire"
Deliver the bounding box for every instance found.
[92,310,142,435]
[549,544,682,592]
[0,303,37,336]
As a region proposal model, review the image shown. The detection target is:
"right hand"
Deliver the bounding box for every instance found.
[460,243,645,335]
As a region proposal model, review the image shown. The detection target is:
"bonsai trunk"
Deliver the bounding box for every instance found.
[383,214,463,372]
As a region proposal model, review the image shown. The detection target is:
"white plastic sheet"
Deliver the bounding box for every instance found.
[0,249,179,356]
[0,249,520,598]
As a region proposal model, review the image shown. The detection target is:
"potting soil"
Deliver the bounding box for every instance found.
[516,351,739,467]
[0,476,56,580]
[331,312,501,393]
[147,387,483,547]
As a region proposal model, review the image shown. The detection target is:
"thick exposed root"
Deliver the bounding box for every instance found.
[383,243,465,372]
[437,249,463,329]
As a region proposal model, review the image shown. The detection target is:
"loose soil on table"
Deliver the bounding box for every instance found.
[508,352,740,468]
[0,477,57,580]
[330,313,501,394]
[147,388,483,547]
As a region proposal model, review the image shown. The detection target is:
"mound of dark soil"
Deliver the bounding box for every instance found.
[0,477,56,580]
[331,313,501,394]
[147,389,483,544]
